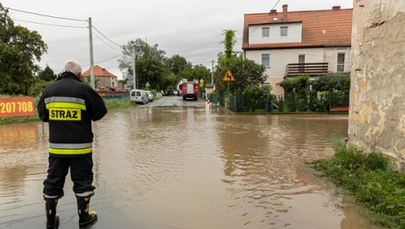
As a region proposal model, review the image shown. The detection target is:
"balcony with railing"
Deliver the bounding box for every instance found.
[285,62,328,78]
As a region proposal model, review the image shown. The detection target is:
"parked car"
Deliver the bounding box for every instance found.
[173,89,181,96]
[155,92,163,98]
[129,89,148,104]
[145,90,154,102]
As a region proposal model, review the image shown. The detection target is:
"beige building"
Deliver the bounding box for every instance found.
[348,0,405,166]
[81,65,119,91]
[242,5,353,97]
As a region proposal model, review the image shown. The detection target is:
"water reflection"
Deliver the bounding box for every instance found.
[0,123,48,227]
[0,108,382,229]
[216,115,348,228]
[0,124,40,149]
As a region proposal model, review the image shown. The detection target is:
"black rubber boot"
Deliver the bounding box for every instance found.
[76,196,97,227]
[44,197,59,229]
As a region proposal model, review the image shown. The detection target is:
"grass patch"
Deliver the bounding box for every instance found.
[103,97,134,110]
[0,116,39,125]
[308,146,405,228]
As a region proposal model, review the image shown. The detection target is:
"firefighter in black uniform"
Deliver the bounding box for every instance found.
[37,60,107,228]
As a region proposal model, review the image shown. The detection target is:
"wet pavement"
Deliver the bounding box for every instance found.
[0,96,383,229]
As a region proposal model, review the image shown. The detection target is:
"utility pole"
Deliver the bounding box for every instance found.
[88,17,95,89]
[211,60,214,84]
[132,47,136,89]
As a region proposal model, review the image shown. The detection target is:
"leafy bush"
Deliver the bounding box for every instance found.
[28,79,53,97]
[240,84,271,112]
[280,76,309,112]
[279,73,350,112]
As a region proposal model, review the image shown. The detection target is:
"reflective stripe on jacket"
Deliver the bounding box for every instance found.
[37,72,107,157]
[48,143,92,155]
[45,97,86,121]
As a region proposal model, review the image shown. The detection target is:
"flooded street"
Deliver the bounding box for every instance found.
[0,97,381,229]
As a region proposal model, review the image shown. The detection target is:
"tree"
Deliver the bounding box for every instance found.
[191,64,211,86]
[176,63,210,81]
[218,30,237,68]
[166,54,188,75]
[213,29,267,96]
[118,39,168,90]
[214,56,266,96]
[161,72,178,92]
[136,57,167,90]
[118,39,213,92]
[176,62,193,80]
[38,65,57,81]
[0,6,47,95]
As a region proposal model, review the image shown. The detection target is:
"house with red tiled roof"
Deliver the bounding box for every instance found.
[81,65,119,91]
[242,5,353,97]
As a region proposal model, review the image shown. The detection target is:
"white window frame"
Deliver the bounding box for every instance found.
[280,26,288,37]
[261,53,270,67]
[298,54,305,73]
[337,52,345,72]
[262,27,270,38]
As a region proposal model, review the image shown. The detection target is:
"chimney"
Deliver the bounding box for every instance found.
[270,9,276,14]
[332,6,341,10]
[282,4,288,21]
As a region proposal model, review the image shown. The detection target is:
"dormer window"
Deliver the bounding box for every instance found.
[248,22,302,44]
[262,27,270,37]
[280,26,288,36]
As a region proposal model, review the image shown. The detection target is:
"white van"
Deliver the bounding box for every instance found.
[129,89,148,104]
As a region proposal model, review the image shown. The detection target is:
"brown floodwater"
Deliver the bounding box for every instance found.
[0,104,383,229]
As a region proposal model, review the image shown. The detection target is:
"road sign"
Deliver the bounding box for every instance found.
[223,70,235,82]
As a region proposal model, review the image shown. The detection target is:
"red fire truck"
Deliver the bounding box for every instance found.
[181,79,198,101]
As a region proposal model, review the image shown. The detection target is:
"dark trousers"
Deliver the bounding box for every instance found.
[43,155,95,197]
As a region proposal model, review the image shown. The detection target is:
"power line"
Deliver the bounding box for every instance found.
[92,25,122,48]
[13,19,86,29]
[92,32,122,52]
[82,54,122,69]
[97,54,122,63]
[271,0,282,10]
[7,7,87,22]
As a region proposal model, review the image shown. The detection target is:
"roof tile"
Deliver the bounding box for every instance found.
[243,8,353,49]
[81,65,116,78]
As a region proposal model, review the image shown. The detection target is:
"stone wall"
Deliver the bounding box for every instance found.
[348,0,405,166]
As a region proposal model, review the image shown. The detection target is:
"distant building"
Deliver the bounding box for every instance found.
[242,5,353,97]
[81,65,120,91]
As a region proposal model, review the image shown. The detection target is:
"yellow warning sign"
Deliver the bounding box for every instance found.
[223,70,235,82]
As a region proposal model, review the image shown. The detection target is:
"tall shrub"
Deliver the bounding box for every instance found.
[280,76,309,112]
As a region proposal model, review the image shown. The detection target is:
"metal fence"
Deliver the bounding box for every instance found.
[208,91,349,113]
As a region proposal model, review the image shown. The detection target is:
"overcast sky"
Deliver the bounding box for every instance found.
[2,0,353,79]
